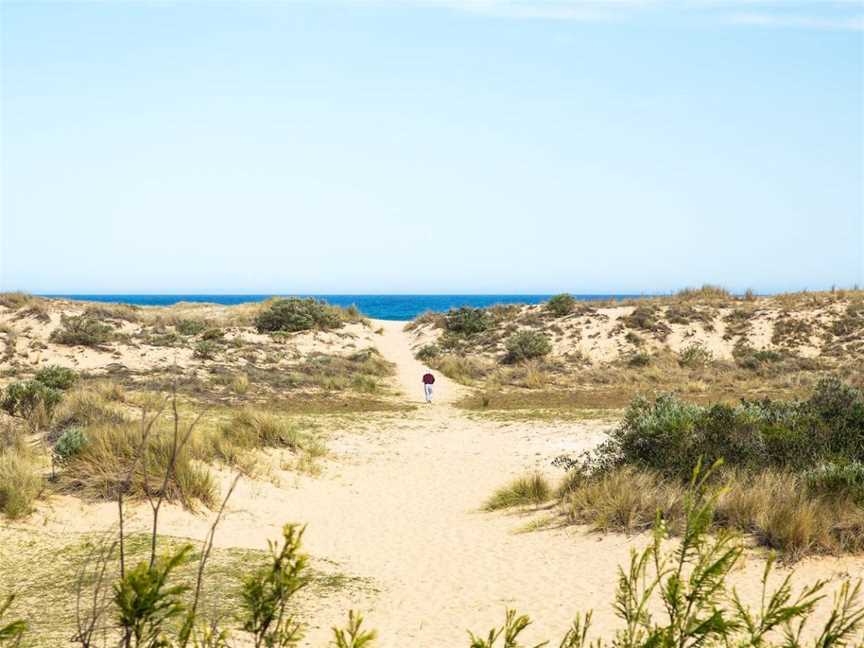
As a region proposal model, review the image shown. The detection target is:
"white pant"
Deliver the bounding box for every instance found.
[424,384,433,402]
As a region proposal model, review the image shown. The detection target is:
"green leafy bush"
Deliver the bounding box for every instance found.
[415,344,441,362]
[200,327,225,341]
[805,461,864,504]
[175,319,207,336]
[255,297,344,333]
[49,314,112,347]
[627,351,651,367]
[546,293,576,317]
[193,340,218,360]
[596,377,864,479]
[503,330,551,363]
[1,381,62,419]
[445,307,491,336]
[678,342,713,368]
[54,427,87,461]
[34,365,78,391]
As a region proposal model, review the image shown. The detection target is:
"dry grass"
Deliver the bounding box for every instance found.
[0,420,44,519]
[483,472,553,511]
[0,292,33,310]
[60,420,217,509]
[555,467,864,560]
[561,467,684,533]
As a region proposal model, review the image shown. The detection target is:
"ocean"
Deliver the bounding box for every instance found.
[41,294,641,321]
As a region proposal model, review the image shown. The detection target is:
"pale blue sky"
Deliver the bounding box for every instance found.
[1,1,862,294]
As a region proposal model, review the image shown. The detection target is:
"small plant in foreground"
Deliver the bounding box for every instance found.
[0,594,27,644]
[332,611,377,648]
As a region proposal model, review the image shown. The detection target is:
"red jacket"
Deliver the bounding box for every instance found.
[422,373,435,385]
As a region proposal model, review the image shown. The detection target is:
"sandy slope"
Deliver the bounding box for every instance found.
[10,319,864,646]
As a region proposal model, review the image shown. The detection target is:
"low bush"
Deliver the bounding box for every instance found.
[415,344,441,362]
[1,381,62,420]
[805,461,864,504]
[597,377,864,478]
[483,472,552,510]
[193,340,218,360]
[254,297,345,333]
[445,307,491,336]
[627,351,651,367]
[49,314,113,347]
[175,319,207,336]
[677,342,713,368]
[54,427,87,461]
[546,293,576,317]
[503,330,551,363]
[34,365,78,391]
[200,327,225,341]
[427,354,491,385]
[623,305,670,339]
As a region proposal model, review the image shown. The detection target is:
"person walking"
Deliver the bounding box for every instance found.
[422,372,435,404]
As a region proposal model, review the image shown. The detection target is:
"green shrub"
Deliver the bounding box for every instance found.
[200,327,225,341]
[546,293,576,317]
[175,319,207,336]
[1,381,62,419]
[596,378,864,479]
[254,297,344,333]
[678,342,713,368]
[34,365,78,391]
[415,344,441,362]
[49,314,112,347]
[627,351,651,367]
[193,341,218,360]
[445,307,491,336]
[805,462,864,504]
[54,427,88,461]
[503,330,551,363]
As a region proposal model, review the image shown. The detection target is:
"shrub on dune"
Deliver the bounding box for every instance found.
[503,330,551,363]
[444,307,491,336]
[546,293,576,317]
[50,314,113,348]
[254,297,346,333]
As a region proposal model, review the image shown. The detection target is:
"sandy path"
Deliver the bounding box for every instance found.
[17,320,864,646]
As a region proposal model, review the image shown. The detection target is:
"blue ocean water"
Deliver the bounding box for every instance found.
[42,294,640,321]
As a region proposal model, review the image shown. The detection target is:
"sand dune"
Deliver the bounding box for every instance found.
[7,315,862,645]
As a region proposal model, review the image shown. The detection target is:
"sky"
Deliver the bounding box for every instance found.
[0,0,862,295]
